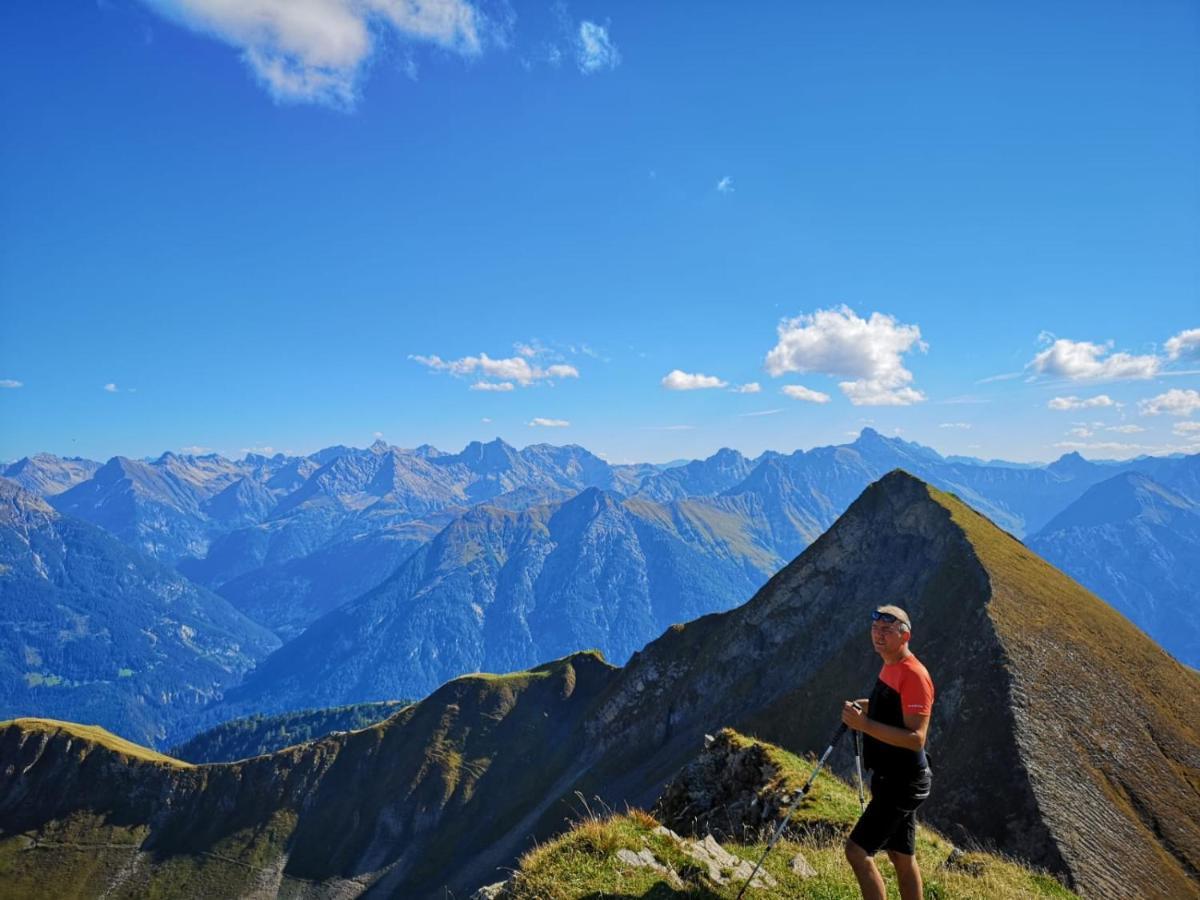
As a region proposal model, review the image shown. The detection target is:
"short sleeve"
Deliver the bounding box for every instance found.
[900,666,934,716]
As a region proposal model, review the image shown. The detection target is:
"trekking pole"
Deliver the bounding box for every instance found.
[734,705,860,900]
[854,727,865,812]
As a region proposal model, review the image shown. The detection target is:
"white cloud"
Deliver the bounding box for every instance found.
[528,417,569,428]
[1107,424,1145,434]
[180,445,215,455]
[1067,426,1094,439]
[1030,338,1159,381]
[412,352,578,387]
[781,384,832,404]
[576,21,619,73]
[241,445,278,455]
[1165,328,1200,360]
[1174,421,1200,436]
[1047,395,1115,411]
[765,306,927,406]
[716,176,734,194]
[142,0,483,107]
[739,408,783,417]
[939,422,971,429]
[732,382,761,394]
[1139,388,1200,417]
[104,383,119,393]
[373,431,384,439]
[661,370,727,391]
[481,417,492,423]
[469,381,514,392]
[0,379,22,389]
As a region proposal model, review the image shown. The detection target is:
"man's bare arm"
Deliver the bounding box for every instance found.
[842,704,929,752]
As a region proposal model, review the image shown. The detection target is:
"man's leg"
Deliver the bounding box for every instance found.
[887,849,923,900]
[845,840,887,900]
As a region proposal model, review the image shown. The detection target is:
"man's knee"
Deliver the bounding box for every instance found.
[845,839,871,867]
[887,849,918,872]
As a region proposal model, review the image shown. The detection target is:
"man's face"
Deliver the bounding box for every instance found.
[871,618,908,655]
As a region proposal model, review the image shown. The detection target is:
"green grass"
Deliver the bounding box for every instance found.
[1,718,192,768]
[505,732,1077,900]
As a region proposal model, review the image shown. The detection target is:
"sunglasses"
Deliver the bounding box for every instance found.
[871,610,901,624]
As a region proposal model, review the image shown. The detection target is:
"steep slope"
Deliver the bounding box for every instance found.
[577,471,1200,898]
[1,454,102,497]
[633,447,764,501]
[213,489,781,720]
[50,453,251,562]
[0,479,279,746]
[211,518,445,640]
[167,701,410,763]
[0,652,618,899]
[1028,472,1200,666]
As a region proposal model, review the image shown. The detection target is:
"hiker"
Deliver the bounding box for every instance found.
[841,604,935,900]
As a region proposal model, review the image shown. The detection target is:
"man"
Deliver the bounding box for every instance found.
[841,604,935,900]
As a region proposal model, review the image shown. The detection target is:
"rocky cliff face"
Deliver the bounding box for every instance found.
[575,472,1200,898]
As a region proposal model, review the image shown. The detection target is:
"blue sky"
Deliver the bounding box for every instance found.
[2,1,1198,464]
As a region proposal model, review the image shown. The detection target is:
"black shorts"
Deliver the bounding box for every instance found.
[848,767,932,856]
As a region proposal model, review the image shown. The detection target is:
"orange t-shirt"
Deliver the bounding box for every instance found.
[878,653,935,717]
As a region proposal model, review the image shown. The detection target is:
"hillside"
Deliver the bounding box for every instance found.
[209,488,783,722]
[0,479,279,746]
[167,701,411,763]
[497,730,1075,899]
[1028,471,1200,665]
[2,472,1197,898]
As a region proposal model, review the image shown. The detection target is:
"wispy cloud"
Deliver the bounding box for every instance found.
[1174,421,1200,436]
[1047,395,1115,411]
[661,370,727,390]
[140,0,485,107]
[1107,424,1145,434]
[412,352,578,387]
[716,176,734,194]
[739,408,783,417]
[765,306,927,406]
[1139,388,1200,417]
[0,379,22,389]
[469,381,515,392]
[528,417,569,428]
[576,21,619,73]
[104,383,119,393]
[781,384,831,404]
[180,445,215,455]
[976,371,1022,384]
[938,422,971,429]
[731,382,761,394]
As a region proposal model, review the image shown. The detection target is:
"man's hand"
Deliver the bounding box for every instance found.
[842,700,867,731]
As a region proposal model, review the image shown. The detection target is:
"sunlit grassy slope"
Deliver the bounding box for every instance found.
[505,732,1076,900]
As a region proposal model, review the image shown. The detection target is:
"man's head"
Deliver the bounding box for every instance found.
[871,604,912,660]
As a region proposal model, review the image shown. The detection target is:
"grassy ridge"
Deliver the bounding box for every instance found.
[2,718,192,768]
[505,732,1076,899]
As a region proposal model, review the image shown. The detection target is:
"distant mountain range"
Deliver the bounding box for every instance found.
[3,430,1198,748]
[3,472,1196,898]
[0,479,279,745]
